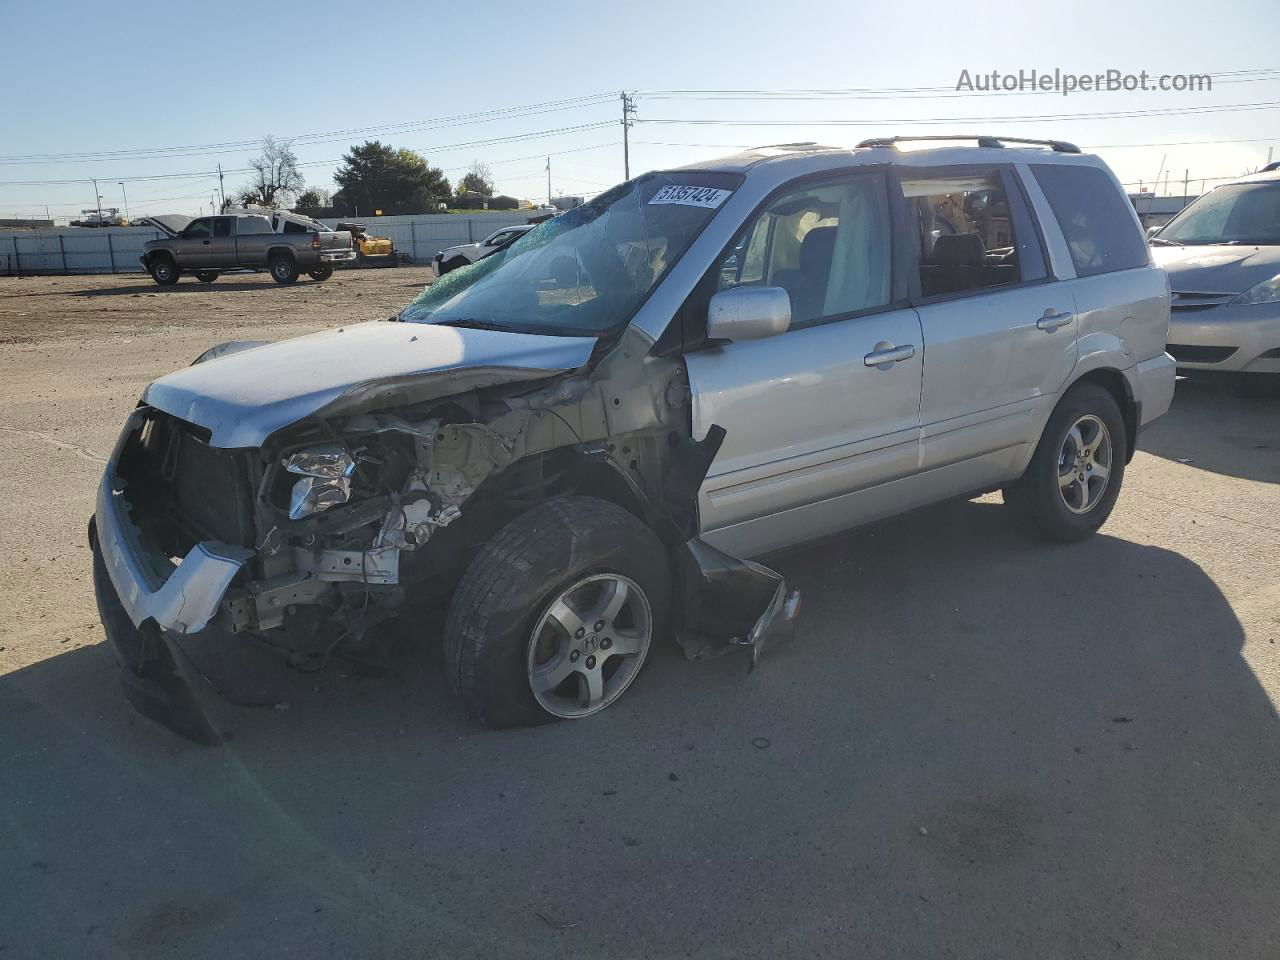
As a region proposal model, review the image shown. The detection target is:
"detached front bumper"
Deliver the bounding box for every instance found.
[94,414,253,635]
[91,413,256,743]
[1168,300,1280,374]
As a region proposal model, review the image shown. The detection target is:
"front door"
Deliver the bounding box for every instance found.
[684,170,924,558]
[176,217,214,266]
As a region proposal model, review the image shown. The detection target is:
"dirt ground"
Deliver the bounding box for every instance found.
[1,270,1279,959]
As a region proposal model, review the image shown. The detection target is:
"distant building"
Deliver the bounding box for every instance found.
[1129,193,1195,230]
[551,195,584,212]
[0,218,53,229]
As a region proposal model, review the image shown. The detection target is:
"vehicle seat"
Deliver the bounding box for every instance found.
[774,226,838,323]
[923,232,985,296]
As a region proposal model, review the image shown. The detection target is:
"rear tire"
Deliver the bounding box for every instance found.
[308,266,333,281]
[444,497,670,729]
[269,255,299,284]
[1003,382,1127,542]
[195,270,218,284]
[150,256,180,286]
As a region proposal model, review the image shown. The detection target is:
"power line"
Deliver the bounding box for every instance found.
[0,92,619,165]
[634,99,1280,127]
[0,123,617,186]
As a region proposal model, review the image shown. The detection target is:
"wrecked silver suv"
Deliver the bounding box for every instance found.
[92,138,1174,742]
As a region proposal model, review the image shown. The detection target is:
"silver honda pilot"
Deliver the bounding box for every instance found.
[91,136,1175,741]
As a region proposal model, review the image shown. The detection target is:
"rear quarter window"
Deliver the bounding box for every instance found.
[1031,164,1149,277]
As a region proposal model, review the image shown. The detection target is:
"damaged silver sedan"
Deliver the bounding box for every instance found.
[92,139,1173,742]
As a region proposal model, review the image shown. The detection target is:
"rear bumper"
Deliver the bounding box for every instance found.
[1168,302,1280,374]
[319,250,356,263]
[1132,352,1177,426]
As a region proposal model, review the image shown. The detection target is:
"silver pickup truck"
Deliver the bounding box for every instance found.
[139,211,355,285]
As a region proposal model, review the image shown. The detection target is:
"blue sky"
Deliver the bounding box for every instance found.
[1,0,1277,221]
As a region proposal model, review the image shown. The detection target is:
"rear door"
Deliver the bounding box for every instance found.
[206,217,237,267]
[684,169,925,558]
[902,165,1077,484]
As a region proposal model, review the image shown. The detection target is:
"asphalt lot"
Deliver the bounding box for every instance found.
[1,270,1278,959]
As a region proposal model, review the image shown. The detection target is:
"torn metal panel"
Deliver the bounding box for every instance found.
[674,538,800,667]
[142,322,598,448]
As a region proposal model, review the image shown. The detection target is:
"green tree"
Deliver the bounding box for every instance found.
[294,188,331,210]
[458,160,494,197]
[331,141,451,216]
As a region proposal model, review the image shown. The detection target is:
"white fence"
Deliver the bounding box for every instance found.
[0,212,539,276]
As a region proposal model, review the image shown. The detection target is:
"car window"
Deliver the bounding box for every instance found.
[281,220,311,234]
[1155,181,1280,246]
[1031,164,1149,276]
[184,218,213,239]
[901,171,1029,298]
[401,170,743,336]
[213,218,232,238]
[716,173,891,328]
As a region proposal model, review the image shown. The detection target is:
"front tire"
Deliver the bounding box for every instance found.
[269,254,299,284]
[444,497,670,728]
[308,266,333,281]
[150,257,180,286]
[1004,382,1127,542]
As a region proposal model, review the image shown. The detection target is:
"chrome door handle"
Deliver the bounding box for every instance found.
[863,343,916,367]
[1036,310,1073,331]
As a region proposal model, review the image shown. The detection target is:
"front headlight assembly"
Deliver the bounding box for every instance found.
[1230,273,1280,306]
[283,444,356,520]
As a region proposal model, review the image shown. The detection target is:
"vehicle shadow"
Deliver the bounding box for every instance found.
[1138,375,1280,484]
[2,500,1277,959]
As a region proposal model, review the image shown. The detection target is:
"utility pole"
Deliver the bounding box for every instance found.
[620,91,636,180]
[118,182,129,222]
[217,163,226,211]
[1182,169,1189,205]
[546,156,552,206]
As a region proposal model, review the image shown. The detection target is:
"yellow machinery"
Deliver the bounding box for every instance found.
[336,221,399,267]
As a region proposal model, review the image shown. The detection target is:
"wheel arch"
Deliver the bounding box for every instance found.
[1063,366,1139,464]
[266,244,296,262]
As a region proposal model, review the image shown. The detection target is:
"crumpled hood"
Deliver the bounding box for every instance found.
[143,321,597,448]
[1152,244,1280,294]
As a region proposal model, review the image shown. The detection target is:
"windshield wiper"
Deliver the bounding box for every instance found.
[1149,237,1182,246]
[433,317,516,332]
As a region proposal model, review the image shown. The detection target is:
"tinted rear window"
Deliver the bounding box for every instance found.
[1031,164,1149,277]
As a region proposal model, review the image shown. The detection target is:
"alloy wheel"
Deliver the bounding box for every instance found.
[526,573,652,718]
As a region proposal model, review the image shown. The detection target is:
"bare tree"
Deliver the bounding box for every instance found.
[238,136,305,207]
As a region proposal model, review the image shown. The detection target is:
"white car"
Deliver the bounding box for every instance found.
[434,224,535,275]
[1150,163,1280,379]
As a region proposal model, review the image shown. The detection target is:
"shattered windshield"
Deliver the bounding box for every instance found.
[400,171,743,335]
[1155,181,1280,245]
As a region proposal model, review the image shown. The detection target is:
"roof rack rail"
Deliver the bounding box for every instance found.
[855,134,1081,154]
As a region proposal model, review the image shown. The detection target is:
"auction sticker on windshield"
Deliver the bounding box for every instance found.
[649,185,733,208]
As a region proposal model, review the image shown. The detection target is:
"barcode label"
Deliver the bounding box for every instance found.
[648,185,733,208]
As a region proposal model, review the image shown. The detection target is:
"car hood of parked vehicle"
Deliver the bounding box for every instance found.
[1152,243,1280,293]
[141,321,598,448]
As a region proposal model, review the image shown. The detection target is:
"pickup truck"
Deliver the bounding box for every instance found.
[139,211,355,285]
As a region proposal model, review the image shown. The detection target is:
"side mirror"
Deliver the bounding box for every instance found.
[707,286,791,342]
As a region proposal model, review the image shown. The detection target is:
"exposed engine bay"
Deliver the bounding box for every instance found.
[98,320,797,741]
